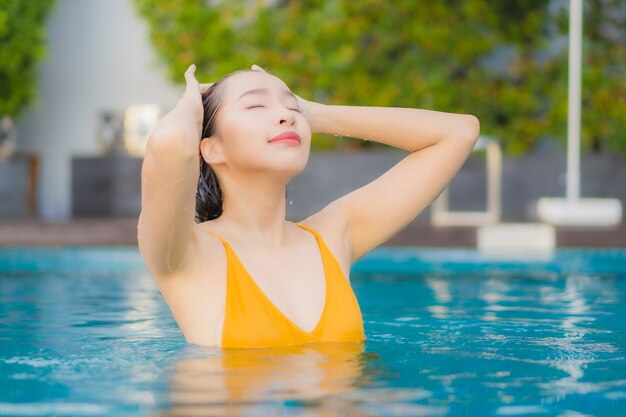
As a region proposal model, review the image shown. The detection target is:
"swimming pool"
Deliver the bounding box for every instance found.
[1,247,625,416]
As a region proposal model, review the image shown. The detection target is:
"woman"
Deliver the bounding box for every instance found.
[138,64,479,348]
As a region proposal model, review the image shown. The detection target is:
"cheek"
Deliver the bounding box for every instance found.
[300,117,312,141]
[216,111,268,163]
[219,111,263,144]
[296,116,312,146]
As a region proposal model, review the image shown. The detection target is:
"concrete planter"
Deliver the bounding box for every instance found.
[0,154,38,218]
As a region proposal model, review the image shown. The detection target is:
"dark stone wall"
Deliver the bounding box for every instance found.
[286,143,626,223]
[438,141,626,221]
[71,156,142,217]
[68,144,625,222]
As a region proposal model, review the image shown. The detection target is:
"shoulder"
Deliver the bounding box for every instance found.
[190,221,228,265]
[299,200,352,271]
[151,221,226,283]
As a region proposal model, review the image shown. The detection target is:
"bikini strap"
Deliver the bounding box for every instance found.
[296,223,322,242]
[203,228,229,246]
[296,222,317,235]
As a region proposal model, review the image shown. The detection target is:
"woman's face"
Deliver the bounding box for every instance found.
[209,71,312,178]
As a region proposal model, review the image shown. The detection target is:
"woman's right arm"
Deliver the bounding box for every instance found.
[137,65,205,277]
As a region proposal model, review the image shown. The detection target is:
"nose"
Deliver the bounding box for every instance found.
[278,107,295,126]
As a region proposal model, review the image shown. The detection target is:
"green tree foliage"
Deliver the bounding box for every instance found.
[0,0,56,118]
[133,0,625,154]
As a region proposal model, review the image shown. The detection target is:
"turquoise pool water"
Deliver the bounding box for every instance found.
[1,247,625,416]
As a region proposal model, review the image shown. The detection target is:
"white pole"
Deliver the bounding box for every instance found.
[536,0,622,226]
[567,0,582,201]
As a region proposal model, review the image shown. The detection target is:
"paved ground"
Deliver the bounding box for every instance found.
[0,218,624,247]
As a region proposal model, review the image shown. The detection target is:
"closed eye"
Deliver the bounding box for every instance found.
[246,104,300,112]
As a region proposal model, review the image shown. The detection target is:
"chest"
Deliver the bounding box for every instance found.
[228,242,328,332]
[163,224,352,345]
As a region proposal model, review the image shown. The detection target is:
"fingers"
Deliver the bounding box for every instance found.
[251,64,267,73]
[183,64,200,98]
[184,64,197,82]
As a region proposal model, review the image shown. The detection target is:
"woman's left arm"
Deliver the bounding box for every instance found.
[305,102,480,262]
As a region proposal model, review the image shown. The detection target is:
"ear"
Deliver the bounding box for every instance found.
[200,136,225,165]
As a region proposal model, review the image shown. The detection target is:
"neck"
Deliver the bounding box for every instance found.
[217,171,291,248]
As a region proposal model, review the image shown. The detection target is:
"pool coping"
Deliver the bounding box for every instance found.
[0,218,624,247]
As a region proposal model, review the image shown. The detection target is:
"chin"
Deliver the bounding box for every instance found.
[267,151,309,179]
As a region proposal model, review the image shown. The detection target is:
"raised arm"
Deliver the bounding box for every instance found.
[137,65,206,277]
[306,102,480,262]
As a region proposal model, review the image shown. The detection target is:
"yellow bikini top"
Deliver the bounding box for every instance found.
[204,223,365,349]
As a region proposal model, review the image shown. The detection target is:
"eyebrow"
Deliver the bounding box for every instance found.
[238,88,297,101]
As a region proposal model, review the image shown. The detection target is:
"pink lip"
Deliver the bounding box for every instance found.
[268,131,301,145]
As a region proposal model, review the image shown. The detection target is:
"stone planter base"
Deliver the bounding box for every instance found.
[0,153,39,218]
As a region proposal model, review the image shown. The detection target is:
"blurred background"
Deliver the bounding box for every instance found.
[0,0,624,247]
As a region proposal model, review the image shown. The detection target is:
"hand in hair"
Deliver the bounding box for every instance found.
[183,64,213,138]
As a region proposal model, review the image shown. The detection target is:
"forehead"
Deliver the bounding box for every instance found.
[222,71,291,101]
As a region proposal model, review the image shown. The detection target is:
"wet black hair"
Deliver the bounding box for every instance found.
[195,70,253,223]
